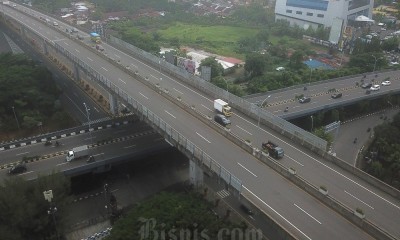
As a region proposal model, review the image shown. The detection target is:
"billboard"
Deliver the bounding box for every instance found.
[328,17,343,44]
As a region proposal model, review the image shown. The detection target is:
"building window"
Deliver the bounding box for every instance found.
[296,11,302,15]
[286,10,292,13]
[317,14,324,18]
[307,12,313,16]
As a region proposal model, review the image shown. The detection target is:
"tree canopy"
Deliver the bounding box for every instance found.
[0,173,71,240]
[0,53,70,135]
[106,191,250,240]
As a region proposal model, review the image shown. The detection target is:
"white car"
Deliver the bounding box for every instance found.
[276,67,285,71]
[381,81,391,86]
[370,85,380,91]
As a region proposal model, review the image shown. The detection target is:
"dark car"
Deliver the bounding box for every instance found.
[331,92,343,99]
[8,163,27,175]
[298,96,311,103]
[361,82,372,89]
[240,204,254,216]
[214,114,231,127]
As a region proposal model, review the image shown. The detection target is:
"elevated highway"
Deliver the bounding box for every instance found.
[2,4,400,239]
[245,71,400,120]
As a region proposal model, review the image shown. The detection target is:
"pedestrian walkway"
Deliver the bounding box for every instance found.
[216,189,230,199]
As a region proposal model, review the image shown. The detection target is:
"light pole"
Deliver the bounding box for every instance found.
[83,103,93,146]
[372,55,381,72]
[309,59,313,84]
[43,190,60,240]
[258,95,271,127]
[11,106,20,130]
[310,115,314,132]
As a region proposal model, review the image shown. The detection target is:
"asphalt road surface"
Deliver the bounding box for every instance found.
[2,4,400,239]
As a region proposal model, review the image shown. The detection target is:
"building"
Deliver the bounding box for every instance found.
[275,0,374,30]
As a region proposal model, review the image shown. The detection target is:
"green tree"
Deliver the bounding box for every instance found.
[288,50,306,70]
[368,161,385,179]
[245,53,266,77]
[198,57,224,79]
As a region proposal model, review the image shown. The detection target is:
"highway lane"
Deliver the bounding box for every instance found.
[0,121,155,166]
[1,131,167,181]
[246,71,400,117]
[4,5,400,239]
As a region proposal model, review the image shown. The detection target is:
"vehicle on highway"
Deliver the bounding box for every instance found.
[331,92,343,99]
[361,82,372,89]
[53,21,58,26]
[214,114,231,127]
[8,163,27,175]
[66,145,89,162]
[214,99,232,117]
[382,81,391,86]
[262,141,284,159]
[71,28,78,33]
[298,96,311,103]
[370,84,380,91]
[96,44,104,51]
[77,34,84,40]
[240,204,254,216]
[366,89,371,94]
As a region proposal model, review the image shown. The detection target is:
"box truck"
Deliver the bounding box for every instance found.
[66,145,89,162]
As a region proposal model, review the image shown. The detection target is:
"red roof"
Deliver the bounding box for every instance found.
[221,57,244,65]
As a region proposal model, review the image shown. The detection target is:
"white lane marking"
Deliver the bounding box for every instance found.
[236,125,253,135]
[139,92,148,99]
[118,78,126,84]
[243,186,312,240]
[201,104,212,111]
[285,155,304,167]
[57,162,68,166]
[115,54,120,58]
[196,132,211,144]
[93,153,104,157]
[101,67,108,72]
[165,110,176,119]
[173,88,183,95]
[93,107,99,113]
[16,152,30,156]
[75,49,80,53]
[63,42,69,46]
[294,203,321,224]
[124,145,136,149]
[344,190,374,209]
[235,113,400,211]
[237,162,257,177]
[87,57,93,61]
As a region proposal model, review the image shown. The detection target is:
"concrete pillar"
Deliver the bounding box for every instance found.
[73,63,80,81]
[189,158,204,187]
[109,93,118,115]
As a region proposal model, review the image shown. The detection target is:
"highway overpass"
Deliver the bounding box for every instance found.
[245,70,400,120]
[2,4,400,239]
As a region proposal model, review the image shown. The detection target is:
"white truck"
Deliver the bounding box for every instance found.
[66,145,89,162]
[214,99,232,117]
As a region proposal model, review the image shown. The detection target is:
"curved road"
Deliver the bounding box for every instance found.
[2,4,400,239]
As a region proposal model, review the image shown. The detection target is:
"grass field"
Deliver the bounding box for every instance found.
[158,22,259,58]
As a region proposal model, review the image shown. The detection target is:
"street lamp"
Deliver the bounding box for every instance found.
[83,103,93,146]
[11,106,20,130]
[309,59,313,85]
[43,190,60,240]
[372,55,382,72]
[258,95,271,127]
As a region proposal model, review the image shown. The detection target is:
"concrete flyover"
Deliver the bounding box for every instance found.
[2,4,400,240]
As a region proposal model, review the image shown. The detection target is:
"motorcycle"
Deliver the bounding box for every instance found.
[55,141,60,147]
[44,140,52,146]
[87,155,95,163]
[353,138,358,144]
[284,107,289,112]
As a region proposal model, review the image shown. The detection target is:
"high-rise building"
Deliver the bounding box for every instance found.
[274,0,374,29]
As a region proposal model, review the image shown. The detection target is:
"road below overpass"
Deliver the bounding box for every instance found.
[3,5,400,239]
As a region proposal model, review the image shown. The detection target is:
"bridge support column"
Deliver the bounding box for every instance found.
[189,159,204,188]
[73,63,80,81]
[109,93,118,116]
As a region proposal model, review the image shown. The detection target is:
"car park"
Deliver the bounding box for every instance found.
[382,81,391,86]
[214,114,231,127]
[361,82,372,89]
[331,92,343,99]
[370,84,380,91]
[8,163,27,175]
[298,96,311,103]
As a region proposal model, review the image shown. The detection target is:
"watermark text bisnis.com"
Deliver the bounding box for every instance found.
[138,218,263,240]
